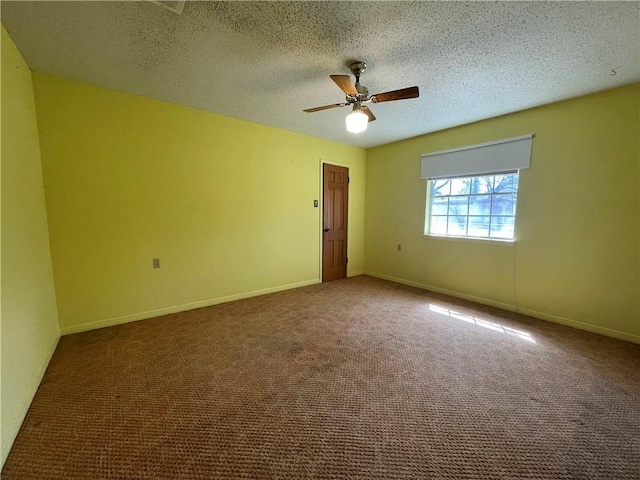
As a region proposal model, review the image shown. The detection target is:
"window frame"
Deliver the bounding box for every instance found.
[424,171,520,242]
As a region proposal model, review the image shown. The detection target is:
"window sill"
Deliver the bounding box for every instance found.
[423,234,515,247]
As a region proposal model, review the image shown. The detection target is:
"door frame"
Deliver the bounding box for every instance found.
[318,159,351,281]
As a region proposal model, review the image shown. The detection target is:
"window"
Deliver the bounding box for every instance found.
[420,134,533,242]
[427,172,519,240]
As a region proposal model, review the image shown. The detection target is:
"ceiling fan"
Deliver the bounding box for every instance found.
[304,61,419,133]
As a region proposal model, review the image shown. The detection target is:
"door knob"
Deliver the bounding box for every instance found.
[323,228,330,232]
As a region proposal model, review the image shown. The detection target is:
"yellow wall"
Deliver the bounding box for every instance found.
[365,84,640,343]
[32,73,366,333]
[0,26,60,465]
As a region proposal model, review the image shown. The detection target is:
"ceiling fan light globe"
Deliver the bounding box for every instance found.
[345,110,368,133]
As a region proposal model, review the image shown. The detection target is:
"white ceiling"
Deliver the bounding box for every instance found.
[2,1,639,148]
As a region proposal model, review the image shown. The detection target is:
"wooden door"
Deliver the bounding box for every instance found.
[322,163,349,282]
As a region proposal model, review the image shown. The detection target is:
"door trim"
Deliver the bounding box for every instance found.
[319,159,351,281]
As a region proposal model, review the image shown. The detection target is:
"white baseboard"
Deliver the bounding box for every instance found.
[364,271,640,345]
[60,278,321,336]
[1,333,60,467]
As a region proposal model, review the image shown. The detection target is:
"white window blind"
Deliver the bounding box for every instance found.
[420,134,534,179]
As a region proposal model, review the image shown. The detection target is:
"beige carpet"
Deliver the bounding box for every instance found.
[3,275,639,479]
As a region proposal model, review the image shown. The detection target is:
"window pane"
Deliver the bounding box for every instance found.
[447,217,467,236]
[431,196,448,215]
[469,195,491,215]
[490,216,515,239]
[468,216,490,237]
[492,194,517,216]
[430,216,447,235]
[426,172,519,241]
[470,176,494,194]
[450,177,471,195]
[449,196,469,216]
[493,173,518,193]
[432,179,451,196]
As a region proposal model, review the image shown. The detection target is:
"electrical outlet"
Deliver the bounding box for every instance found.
[153,258,161,268]
[397,244,402,252]
[314,200,319,208]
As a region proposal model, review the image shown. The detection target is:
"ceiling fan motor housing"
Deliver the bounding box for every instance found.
[356,84,369,97]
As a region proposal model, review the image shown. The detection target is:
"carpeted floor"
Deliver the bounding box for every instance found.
[3,275,639,479]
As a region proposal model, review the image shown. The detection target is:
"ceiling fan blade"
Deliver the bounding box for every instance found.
[362,106,376,122]
[372,86,419,103]
[330,75,358,96]
[303,103,348,113]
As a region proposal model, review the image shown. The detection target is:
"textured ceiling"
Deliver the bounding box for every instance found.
[2,1,639,148]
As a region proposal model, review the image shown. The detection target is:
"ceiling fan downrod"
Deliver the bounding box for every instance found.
[349,61,368,100]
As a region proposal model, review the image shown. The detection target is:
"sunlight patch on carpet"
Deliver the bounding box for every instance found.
[429,304,536,343]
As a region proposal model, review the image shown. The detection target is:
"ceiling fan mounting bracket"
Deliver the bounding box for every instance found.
[349,61,367,79]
